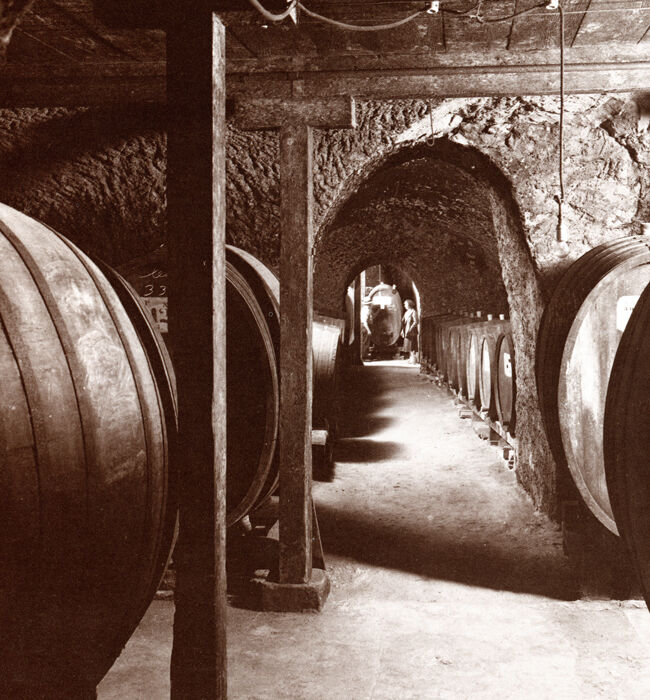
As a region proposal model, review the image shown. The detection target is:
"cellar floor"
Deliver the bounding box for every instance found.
[99,361,650,699]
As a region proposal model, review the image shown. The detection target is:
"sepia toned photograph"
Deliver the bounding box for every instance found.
[0,1,649,698]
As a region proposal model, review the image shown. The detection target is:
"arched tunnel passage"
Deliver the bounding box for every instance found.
[310,137,574,603]
[315,139,512,321]
[314,137,556,518]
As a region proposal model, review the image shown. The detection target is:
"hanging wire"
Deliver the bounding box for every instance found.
[247,0,650,31]
[247,0,298,22]
[296,2,425,31]
[557,2,566,241]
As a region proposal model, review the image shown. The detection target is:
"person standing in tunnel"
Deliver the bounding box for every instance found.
[401,299,418,364]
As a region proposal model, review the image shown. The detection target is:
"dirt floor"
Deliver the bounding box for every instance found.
[99,361,650,699]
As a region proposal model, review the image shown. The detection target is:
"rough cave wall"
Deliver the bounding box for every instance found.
[0,106,167,266]
[0,93,648,518]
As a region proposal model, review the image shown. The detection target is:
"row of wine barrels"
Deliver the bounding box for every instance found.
[604,278,650,605]
[0,203,178,693]
[536,236,650,536]
[421,312,515,435]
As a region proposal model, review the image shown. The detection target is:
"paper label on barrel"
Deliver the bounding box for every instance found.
[616,295,640,332]
[503,352,512,378]
[143,297,168,334]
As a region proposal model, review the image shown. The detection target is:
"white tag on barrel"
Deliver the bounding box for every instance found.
[503,352,512,378]
[616,295,640,332]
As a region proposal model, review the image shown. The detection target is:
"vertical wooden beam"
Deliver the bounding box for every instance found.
[166,8,227,699]
[233,97,352,606]
[278,123,314,584]
[353,276,362,365]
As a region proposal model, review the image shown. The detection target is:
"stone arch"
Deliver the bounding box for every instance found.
[314,137,557,514]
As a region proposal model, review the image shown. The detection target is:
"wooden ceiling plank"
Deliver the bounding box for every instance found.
[14,0,164,62]
[572,0,650,45]
[225,27,259,59]
[227,22,319,59]
[508,0,591,50]
[443,0,518,51]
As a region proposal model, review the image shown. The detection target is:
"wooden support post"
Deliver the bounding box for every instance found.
[166,8,227,699]
[278,122,315,584]
[353,275,362,365]
[233,96,355,609]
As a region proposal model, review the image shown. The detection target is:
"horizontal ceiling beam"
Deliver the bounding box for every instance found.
[228,61,650,100]
[0,57,648,107]
[232,96,356,129]
[0,62,166,106]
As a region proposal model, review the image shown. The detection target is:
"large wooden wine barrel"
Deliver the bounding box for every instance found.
[0,204,177,694]
[537,237,650,535]
[118,245,280,527]
[313,317,344,433]
[447,316,485,396]
[345,287,355,345]
[445,318,467,391]
[420,313,453,372]
[495,332,516,434]
[433,314,463,380]
[420,316,433,369]
[312,317,344,480]
[604,280,650,606]
[478,318,511,420]
[466,328,482,409]
[367,283,402,348]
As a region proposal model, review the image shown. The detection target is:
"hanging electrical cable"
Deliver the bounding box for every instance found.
[556,1,567,242]
[247,0,298,23]
[297,2,424,31]
[247,0,650,30]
